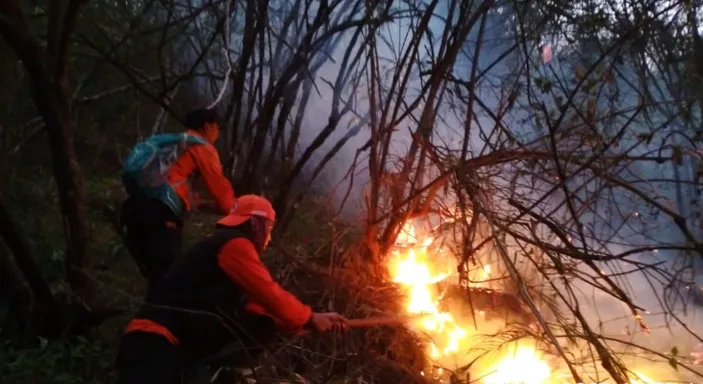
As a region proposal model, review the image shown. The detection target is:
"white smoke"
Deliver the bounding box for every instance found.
[179,1,703,381]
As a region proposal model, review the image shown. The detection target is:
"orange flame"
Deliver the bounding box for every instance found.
[388,223,673,384]
[483,343,551,384]
[389,222,551,382]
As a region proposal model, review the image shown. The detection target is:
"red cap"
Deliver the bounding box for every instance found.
[216,195,276,227]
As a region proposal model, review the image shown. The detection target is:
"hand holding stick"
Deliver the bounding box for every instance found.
[300,313,430,335]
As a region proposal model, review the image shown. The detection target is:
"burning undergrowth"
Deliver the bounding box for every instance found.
[385,221,555,384]
[243,206,558,384]
[384,217,681,384]
[258,242,431,383]
[225,195,692,384]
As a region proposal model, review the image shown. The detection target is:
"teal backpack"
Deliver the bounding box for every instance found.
[122,133,207,216]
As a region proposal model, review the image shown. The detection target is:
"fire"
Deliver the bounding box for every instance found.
[629,372,657,384]
[483,343,551,384]
[388,222,552,382]
[387,222,675,384]
[389,235,467,358]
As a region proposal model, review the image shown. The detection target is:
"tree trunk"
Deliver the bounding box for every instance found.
[0,0,94,304]
[0,196,64,337]
[0,241,30,339]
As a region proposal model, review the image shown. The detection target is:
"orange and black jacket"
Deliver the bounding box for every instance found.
[166,129,236,214]
[125,228,312,358]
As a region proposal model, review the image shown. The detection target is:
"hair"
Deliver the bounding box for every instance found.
[184,108,218,130]
[217,216,272,252]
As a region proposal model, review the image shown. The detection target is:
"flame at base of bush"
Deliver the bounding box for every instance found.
[387,223,551,383]
[387,223,669,384]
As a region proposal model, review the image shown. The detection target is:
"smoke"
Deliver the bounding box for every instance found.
[285,4,703,380]
[524,80,703,384]
[285,2,517,219]
[177,1,702,380]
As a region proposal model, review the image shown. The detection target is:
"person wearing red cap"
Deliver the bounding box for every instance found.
[115,195,347,383]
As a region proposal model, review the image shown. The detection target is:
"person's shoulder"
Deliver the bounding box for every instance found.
[185,138,217,158]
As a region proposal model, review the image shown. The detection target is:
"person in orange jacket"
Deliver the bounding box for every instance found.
[115,194,348,383]
[120,108,237,285]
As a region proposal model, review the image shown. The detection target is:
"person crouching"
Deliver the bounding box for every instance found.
[115,194,347,383]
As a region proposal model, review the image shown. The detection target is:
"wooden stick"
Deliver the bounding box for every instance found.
[297,313,430,335]
[345,314,426,328]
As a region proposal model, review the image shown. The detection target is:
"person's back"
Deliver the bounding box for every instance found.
[136,227,255,359]
[166,129,235,215]
[120,108,237,285]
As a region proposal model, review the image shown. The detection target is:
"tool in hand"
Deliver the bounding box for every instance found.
[299,313,431,335]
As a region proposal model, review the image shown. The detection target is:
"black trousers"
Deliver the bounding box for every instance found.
[116,331,184,384]
[197,314,277,367]
[115,316,277,384]
[120,195,183,286]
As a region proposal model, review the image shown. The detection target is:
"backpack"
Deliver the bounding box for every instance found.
[122,133,208,216]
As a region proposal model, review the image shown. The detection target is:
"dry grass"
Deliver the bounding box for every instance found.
[242,195,431,383]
